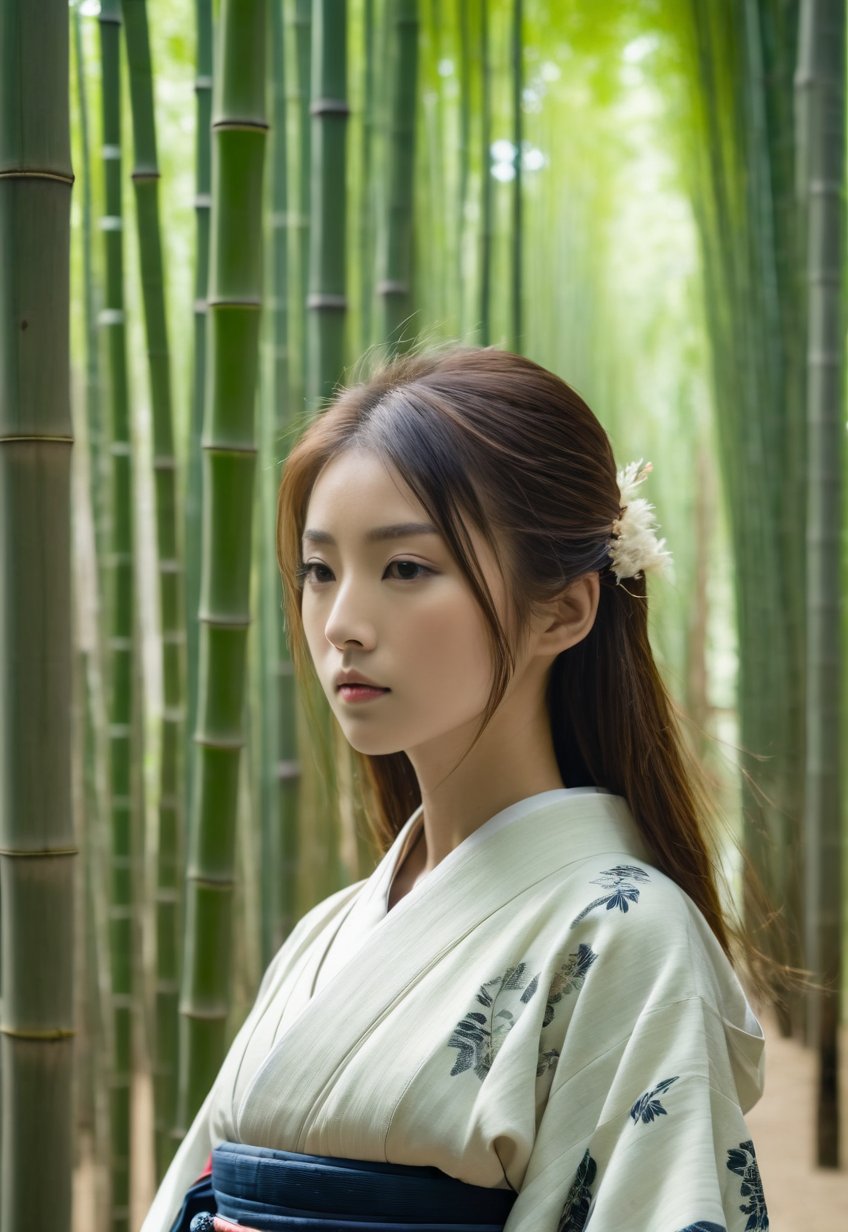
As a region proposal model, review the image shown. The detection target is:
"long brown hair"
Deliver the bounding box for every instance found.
[277,345,734,957]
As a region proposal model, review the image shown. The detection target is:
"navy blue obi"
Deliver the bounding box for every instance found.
[169,1142,517,1231]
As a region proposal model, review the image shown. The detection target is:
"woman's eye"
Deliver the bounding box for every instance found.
[297,559,432,586]
[298,561,334,585]
[385,559,432,581]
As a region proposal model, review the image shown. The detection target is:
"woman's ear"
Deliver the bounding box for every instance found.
[535,572,600,658]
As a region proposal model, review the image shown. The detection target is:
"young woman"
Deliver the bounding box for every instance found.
[144,347,769,1232]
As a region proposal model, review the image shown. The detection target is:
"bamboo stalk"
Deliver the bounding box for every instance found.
[509,0,522,351]
[259,0,302,964]
[74,1,106,565]
[97,2,139,1224]
[358,0,377,353]
[377,0,419,350]
[178,0,268,1130]
[71,3,113,1215]
[479,0,492,345]
[122,0,188,1179]
[0,1,76,1227]
[457,0,471,337]
[796,0,844,1168]
[291,0,312,413]
[303,0,350,903]
[186,0,213,870]
[307,0,349,406]
[675,0,803,981]
[763,0,807,1037]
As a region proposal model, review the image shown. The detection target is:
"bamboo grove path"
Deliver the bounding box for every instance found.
[70,1011,848,1231]
[744,1012,848,1230]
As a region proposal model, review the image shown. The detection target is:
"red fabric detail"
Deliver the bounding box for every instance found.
[195,1152,214,1181]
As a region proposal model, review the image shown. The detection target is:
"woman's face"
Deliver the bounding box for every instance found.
[299,447,512,762]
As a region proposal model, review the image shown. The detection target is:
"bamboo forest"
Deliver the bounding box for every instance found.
[2,0,847,1229]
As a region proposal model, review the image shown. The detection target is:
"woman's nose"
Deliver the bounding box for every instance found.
[324,582,377,651]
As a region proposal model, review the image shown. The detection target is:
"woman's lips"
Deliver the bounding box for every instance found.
[338,684,390,703]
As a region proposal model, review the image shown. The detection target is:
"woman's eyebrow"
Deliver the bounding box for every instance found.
[302,522,439,546]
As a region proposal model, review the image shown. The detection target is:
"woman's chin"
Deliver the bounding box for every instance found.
[338,726,406,757]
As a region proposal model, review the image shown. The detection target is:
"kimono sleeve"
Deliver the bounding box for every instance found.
[504,996,768,1231]
[502,867,768,1232]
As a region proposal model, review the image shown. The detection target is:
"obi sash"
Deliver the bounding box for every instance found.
[168,1142,517,1232]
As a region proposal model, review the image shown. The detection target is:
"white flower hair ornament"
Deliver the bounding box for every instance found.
[608,460,674,584]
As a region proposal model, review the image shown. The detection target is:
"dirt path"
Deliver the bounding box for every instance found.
[75,1016,848,1230]
[746,1014,848,1230]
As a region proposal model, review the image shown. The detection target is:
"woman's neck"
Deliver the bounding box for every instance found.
[407,682,566,873]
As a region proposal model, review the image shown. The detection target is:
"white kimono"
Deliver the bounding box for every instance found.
[142,787,769,1232]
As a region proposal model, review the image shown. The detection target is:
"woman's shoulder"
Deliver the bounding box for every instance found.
[544,850,742,1008]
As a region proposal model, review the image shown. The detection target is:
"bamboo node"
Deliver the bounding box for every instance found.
[377,280,410,297]
[206,297,262,310]
[277,759,301,782]
[199,440,258,456]
[186,872,236,891]
[102,144,121,160]
[195,75,213,91]
[211,118,270,133]
[309,98,351,117]
[192,733,245,751]
[100,215,123,232]
[0,168,74,185]
[0,433,73,445]
[0,1025,75,1040]
[197,609,252,628]
[307,294,348,312]
[178,1005,230,1022]
[132,170,161,183]
[98,308,125,325]
[0,845,78,857]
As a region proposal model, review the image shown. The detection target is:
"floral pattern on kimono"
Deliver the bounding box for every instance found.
[448,944,599,1085]
[448,962,540,1079]
[726,1140,768,1230]
[555,1149,596,1231]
